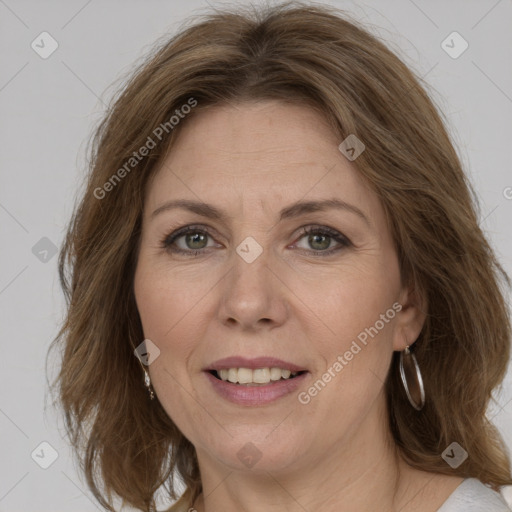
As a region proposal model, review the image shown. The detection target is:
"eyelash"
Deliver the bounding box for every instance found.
[160,224,351,258]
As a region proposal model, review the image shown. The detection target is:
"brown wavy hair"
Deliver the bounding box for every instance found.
[48,2,512,511]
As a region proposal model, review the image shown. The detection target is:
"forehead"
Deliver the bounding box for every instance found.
[145,101,381,224]
[162,101,338,169]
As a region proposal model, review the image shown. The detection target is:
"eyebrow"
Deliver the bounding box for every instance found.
[151,198,370,226]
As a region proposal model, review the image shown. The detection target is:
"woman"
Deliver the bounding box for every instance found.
[49,2,512,511]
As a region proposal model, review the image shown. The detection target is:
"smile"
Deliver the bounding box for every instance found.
[211,367,305,385]
[203,356,309,405]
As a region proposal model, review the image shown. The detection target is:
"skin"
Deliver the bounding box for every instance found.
[134,101,463,512]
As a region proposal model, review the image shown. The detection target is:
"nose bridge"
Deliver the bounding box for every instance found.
[218,235,287,328]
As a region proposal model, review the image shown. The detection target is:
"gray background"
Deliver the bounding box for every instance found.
[1,0,511,510]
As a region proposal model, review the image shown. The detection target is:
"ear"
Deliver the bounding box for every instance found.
[392,282,427,351]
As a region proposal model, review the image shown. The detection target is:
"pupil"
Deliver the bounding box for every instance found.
[186,233,207,249]
[184,232,331,251]
[309,234,330,250]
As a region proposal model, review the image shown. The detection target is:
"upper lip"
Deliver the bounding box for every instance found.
[204,356,308,372]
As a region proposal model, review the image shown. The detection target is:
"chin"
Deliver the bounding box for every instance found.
[205,433,311,474]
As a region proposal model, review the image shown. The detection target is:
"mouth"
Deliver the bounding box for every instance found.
[208,368,308,386]
[203,356,310,405]
[203,358,310,405]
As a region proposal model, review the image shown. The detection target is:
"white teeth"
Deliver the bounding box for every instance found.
[238,368,253,384]
[253,368,270,383]
[270,367,283,381]
[215,367,299,384]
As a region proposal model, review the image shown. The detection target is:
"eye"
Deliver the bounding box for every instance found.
[160,224,351,257]
[293,226,351,255]
[160,225,219,256]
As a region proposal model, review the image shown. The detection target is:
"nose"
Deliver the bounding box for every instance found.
[217,246,289,331]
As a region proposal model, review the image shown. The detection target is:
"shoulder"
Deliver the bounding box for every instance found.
[437,478,512,512]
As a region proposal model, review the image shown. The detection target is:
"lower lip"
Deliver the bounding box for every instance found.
[204,371,308,406]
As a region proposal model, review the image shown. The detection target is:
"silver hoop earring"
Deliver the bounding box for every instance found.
[399,346,425,411]
[144,369,155,400]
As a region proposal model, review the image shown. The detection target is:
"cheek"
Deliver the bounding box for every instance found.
[134,262,209,432]
[293,259,399,408]
[133,256,222,389]
[297,288,397,438]
[133,262,202,402]
[292,258,399,347]
[134,258,210,342]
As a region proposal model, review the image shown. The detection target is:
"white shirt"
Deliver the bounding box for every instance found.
[169,477,512,511]
[437,478,511,511]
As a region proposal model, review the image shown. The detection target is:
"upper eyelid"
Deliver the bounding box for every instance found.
[163,224,221,243]
[164,223,342,237]
[163,223,350,247]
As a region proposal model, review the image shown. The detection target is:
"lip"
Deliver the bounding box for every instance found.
[204,370,309,406]
[204,356,307,372]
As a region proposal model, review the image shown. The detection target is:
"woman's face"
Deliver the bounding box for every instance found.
[134,100,424,474]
